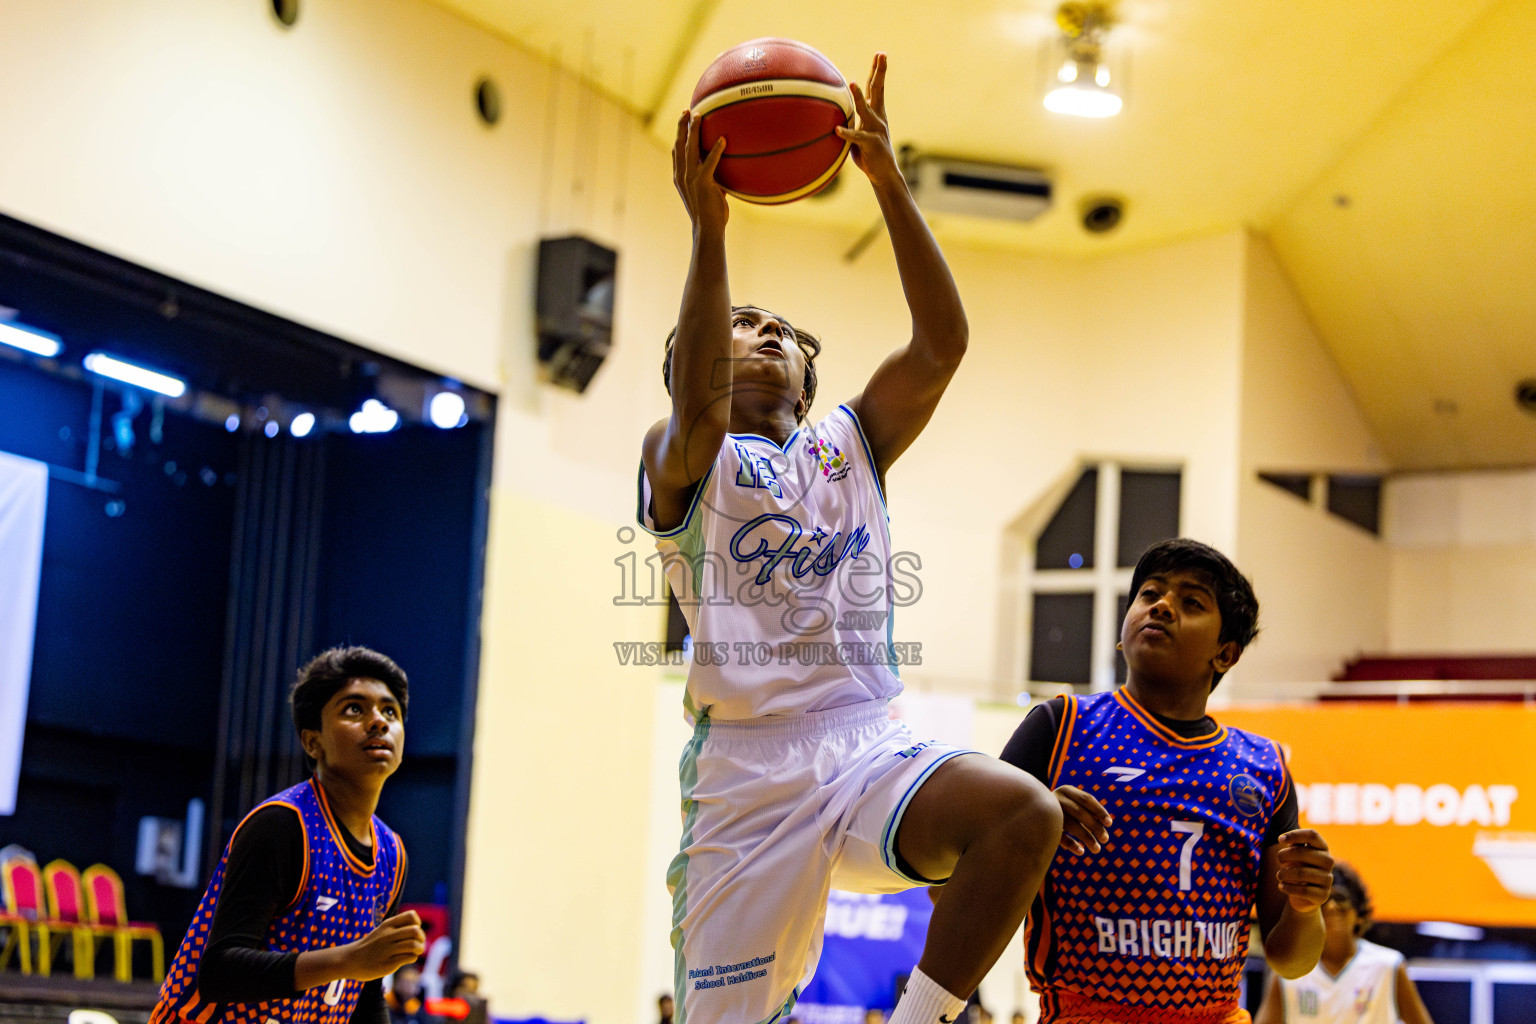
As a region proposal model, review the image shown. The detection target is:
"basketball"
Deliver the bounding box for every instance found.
[690,38,855,205]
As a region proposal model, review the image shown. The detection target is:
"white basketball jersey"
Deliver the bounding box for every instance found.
[1281,939,1402,1023]
[638,405,904,720]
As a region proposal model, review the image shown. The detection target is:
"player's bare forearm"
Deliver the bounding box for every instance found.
[870,171,967,365]
[1260,903,1325,979]
[837,53,966,474]
[652,111,732,490]
[293,945,351,991]
[293,911,424,989]
[1258,830,1333,978]
[664,231,732,471]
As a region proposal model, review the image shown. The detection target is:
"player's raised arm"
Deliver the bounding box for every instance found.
[1256,829,1333,978]
[644,111,732,527]
[839,53,968,478]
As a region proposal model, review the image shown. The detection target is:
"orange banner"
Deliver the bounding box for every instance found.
[1217,703,1536,926]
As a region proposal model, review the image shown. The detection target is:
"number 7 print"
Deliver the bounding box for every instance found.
[1170,820,1204,891]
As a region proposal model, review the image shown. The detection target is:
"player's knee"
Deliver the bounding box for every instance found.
[994,773,1063,859]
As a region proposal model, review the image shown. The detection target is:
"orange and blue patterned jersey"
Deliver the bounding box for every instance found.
[150,779,405,1024]
[1027,689,1290,1024]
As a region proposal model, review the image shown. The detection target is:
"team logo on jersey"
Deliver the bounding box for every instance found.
[1103,766,1146,782]
[733,442,784,498]
[1229,773,1267,818]
[808,435,850,482]
[315,894,339,912]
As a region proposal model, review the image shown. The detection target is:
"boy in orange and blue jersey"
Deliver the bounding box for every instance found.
[151,647,425,1024]
[1001,539,1335,1024]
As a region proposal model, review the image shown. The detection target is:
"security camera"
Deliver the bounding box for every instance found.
[1517,379,1536,416]
[1080,195,1125,234]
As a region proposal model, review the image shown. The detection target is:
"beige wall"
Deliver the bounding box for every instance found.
[4,2,1496,1021]
[469,493,666,1023]
[1230,233,1390,690]
[1384,470,1536,652]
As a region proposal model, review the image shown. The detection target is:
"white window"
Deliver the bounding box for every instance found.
[1020,462,1181,691]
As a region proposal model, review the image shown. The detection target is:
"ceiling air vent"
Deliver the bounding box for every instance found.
[906,156,1053,223]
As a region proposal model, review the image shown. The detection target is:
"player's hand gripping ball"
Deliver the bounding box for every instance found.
[690,38,855,205]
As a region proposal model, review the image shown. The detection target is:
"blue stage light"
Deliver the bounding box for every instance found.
[83,352,187,397]
[0,321,63,358]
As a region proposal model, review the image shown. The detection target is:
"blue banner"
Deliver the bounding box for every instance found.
[795,888,933,1022]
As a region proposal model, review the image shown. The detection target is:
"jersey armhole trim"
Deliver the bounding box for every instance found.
[836,403,888,514]
[636,459,717,539]
[1272,741,1293,809]
[1047,695,1077,789]
[230,800,310,912]
[386,829,407,910]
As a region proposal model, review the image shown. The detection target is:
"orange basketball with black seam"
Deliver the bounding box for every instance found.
[691,38,854,205]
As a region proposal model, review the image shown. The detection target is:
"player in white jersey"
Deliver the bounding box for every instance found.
[641,53,1062,1024]
[1255,864,1434,1024]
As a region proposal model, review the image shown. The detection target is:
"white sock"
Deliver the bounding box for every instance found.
[888,966,967,1024]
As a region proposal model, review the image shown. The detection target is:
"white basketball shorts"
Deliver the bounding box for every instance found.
[667,698,975,1024]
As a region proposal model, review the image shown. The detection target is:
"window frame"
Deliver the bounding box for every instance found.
[1020,460,1182,692]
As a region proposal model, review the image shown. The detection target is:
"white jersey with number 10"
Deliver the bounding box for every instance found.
[1281,939,1403,1024]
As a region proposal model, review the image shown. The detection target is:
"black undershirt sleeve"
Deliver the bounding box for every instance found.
[353,978,390,1024]
[196,802,408,1024]
[1262,769,1300,848]
[198,805,306,1002]
[999,697,1064,785]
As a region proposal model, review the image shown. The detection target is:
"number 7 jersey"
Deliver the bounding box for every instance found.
[1026,688,1292,1023]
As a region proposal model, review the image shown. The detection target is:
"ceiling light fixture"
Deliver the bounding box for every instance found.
[1044,2,1123,118]
[0,320,64,358]
[83,351,187,397]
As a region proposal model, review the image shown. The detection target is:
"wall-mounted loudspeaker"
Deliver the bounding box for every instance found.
[536,236,616,394]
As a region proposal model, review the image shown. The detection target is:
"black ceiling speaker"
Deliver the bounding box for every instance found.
[1516,379,1536,416]
[535,236,616,394]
